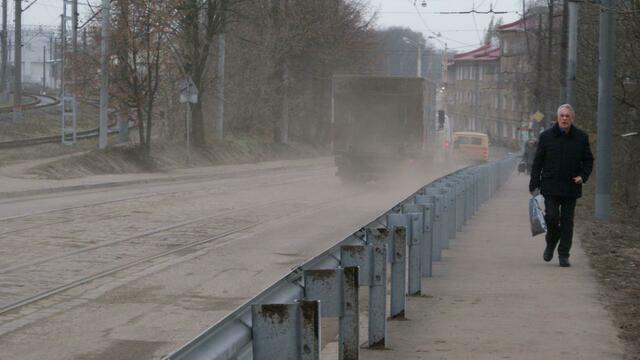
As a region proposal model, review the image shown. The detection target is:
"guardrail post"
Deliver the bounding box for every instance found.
[401,204,424,294]
[438,183,453,249]
[419,191,442,261]
[389,226,406,318]
[303,267,359,360]
[478,166,487,205]
[438,182,450,231]
[418,200,434,277]
[341,245,373,287]
[252,301,320,360]
[366,227,388,348]
[300,300,321,360]
[473,169,480,213]
[444,181,457,239]
[465,174,473,222]
[340,266,359,360]
[435,184,451,249]
[455,177,464,231]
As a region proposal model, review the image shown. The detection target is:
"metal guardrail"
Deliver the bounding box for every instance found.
[165,156,518,360]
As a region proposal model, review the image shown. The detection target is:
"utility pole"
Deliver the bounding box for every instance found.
[566,1,578,107]
[61,3,78,144]
[442,42,451,140]
[13,0,21,121]
[60,14,64,98]
[278,0,289,145]
[71,0,77,54]
[71,0,77,99]
[560,0,569,103]
[279,64,289,144]
[534,14,543,133]
[473,61,479,131]
[48,36,53,90]
[595,0,616,220]
[544,1,554,128]
[1,0,8,102]
[417,44,422,78]
[98,0,110,149]
[215,0,226,141]
[42,45,45,93]
[82,27,86,53]
[53,37,57,91]
[425,47,432,80]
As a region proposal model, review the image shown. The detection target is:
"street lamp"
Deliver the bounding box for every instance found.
[402,37,422,78]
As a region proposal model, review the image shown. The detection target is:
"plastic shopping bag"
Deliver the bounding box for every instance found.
[529,194,547,237]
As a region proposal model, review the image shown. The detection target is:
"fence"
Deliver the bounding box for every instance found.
[165,156,518,360]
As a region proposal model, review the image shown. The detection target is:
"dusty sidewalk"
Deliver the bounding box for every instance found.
[360,174,625,359]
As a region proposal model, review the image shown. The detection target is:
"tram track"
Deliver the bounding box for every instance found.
[0,204,282,316]
[0,170,326,239]
[0,94,60,115]
[0,94,133,149]
[0,188,366,316]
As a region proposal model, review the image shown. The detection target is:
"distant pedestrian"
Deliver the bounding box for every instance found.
[522,138,538,174]
[529,104,594,267]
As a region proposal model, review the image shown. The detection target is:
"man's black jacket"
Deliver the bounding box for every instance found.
[529,123,594,198]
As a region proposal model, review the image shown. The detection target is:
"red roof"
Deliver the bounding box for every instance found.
[451,43,500,62]
[497,16,537,32]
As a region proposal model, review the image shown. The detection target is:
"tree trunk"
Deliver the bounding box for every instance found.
[191,99,205,146]
[137,106,146,148]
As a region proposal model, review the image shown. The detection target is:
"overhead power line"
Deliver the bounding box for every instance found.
[379,9,516,15]
[405,2,477,47]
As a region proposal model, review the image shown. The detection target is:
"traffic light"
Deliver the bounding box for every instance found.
[438,110,445,129]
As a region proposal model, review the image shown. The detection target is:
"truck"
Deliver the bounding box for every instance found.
[332,75,427,182]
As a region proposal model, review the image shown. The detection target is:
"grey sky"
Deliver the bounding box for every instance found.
[368,0,523,51]
[15,0,523,52]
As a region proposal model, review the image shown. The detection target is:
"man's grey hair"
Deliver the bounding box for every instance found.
[557,104,576,120]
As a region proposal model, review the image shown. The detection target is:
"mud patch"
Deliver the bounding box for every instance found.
[177,295,245,311]
[97,285,169,305]
[79,339,168,360]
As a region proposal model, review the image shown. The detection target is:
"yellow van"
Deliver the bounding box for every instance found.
[452,131,489,162]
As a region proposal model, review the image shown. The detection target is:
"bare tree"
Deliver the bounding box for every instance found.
[110,0,171,154]
[170,0,229,146]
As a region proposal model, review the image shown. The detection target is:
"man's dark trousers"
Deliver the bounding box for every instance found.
[544,196,577,257]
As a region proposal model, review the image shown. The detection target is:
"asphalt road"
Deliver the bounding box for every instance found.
[0,158,458,359]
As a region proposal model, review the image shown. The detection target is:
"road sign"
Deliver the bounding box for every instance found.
[179,78,198,104]
[530,111,544,123]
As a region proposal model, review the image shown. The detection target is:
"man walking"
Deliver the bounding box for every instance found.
[522,138,538,174]
[529,104,594,267]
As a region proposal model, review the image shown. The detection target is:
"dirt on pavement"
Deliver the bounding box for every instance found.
[576,182,640,359]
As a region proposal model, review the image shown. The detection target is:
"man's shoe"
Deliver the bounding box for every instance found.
[559,256,571,267]
[543,246,554,262]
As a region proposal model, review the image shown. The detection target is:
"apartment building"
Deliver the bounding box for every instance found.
[446,12,554,149]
